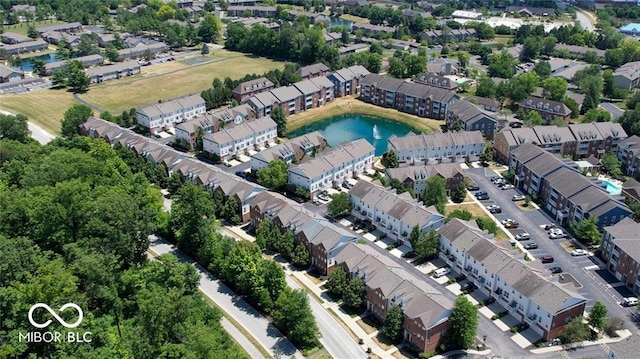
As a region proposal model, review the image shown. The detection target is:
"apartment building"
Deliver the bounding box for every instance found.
[117,42,168,61]
[446,100,497,139]
[510,144,632,228]
[613,61,640,90]
[387,131,484,165]
[414,73,457,91]
[85,61,141,83]
[327,65,370,96]
[360,73,459,120]
[0,40,48,55]
[246,91,279,118]
[349,180,445,247]
[251,131,327,170]
[202,116,277,160]
[439,219,587,340]
[288,139,375,195]
[295,63,329,80]
[136,94,206,133]
[518,96,572,123]
[494,122,627,164]
[618,135,640,176]
[334,243,452,353]
[600,218,640,296]
[232,77,275,103]
[174,104,253,149]
[270,86,303,116]
[385,163,464,196]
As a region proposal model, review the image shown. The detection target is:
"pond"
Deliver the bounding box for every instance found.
[323,16,353,31]
[12,53,59,72]
[288,114,417,156]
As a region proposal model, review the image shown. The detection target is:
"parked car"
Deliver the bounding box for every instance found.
[571,249,589,256]
[490,175,501,182]
[621,297,638,307]
[476,194,490,200]
[501,218,516,225]
[524,242,538,250]
[434,267,451,278]
[474,191,488,197]
[460,282,477,292]
[541,255,554,263]
[545,223,558,231]
[341,181,351,189]
[501,184,515,190]
[549,267,563,274]
[509,121,524,128]
[235,171,247,178]
[512,194,526,201]
[505,221,519,228]
[515,232,530,241]
[467,184,480,191]
[549,230,567,239]
[486,204,502,213]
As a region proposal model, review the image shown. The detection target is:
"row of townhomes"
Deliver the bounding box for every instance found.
[387,131,485,165]
[509,144,632,228]
[80,117,264,223]
[349,180,445,247]
[494,122,628,164]
[439,219,587,341]
[600,217,640,296]
[175,104,253,148]
[288,139,375,195]
[136,94,207,134]
[250,131,328,170]
[360,73,460,120]
[202,116,278,160]
[385,162,465,196]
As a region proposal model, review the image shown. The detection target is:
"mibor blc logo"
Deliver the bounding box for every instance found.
[19,303,92,343]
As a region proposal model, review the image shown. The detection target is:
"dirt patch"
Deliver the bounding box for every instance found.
[306,348,332,359]
[515,201,537,211]
[356,318,378,335]
[445,203,487,218]
[372,333,395,351]
[560,242,576,252]
[392,348,413,359]
[305,272,325,285]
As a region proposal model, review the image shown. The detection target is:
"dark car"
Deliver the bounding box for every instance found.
[541,255,554,263]
[476,194,490,200]
[509,122,524,128]
[474,191,488,197]
[544,223,558,231]
[235,171,246,178]
[549,267,563,274]
[524,242,538,250]
[490,175,501,182]
[467,184,480,191]
[460,282,477,292]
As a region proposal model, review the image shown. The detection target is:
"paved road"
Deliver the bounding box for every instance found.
[284,273,367,359]
[148,235,303,359]
[466,168,639,333]
[600,102,625,120]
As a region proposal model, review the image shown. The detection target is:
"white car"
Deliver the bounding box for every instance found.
[621,297,638,307]
[515,232,530,241]
[433,267,451,278]
[501,218,517,225]
[571,249,589,256]
[501,184,515,190]
[512,194,526,201]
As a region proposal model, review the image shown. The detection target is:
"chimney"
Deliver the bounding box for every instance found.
[445,62,452,75]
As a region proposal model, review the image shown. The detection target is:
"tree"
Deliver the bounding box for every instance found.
[509,72,539,102]
[522,37,543,61]
[68,65,91,93]
[447,209,473,221]
[533,61,551,79]
[457,52,470,69]
[558,317,591,344]
[328,192,352,217]
[422,176,447,214]
[542,77,569,102]
[292,243,310,267]
[388,57,407,78]
[257,160,288,189]
[589,301,607,332]
[451,183,466,203]
[488,51,516,79]
[61,104,93,138]
[476,217,498,235]
[342,277,365,309]
[411,229,439,258]
[448,296,479,349]
[272,288,321,349]
[523,110,543,127]
[170,183,217,257]
[584,108,611,123]
[201,43,210,56]
[603,69,615,98]
[601,152,622,178]
[31,58,46,76]
[382,305,404,343]
[481,142,493,163]
[382,149,399,168]
[199,14,223,43]
[570,216,602,245]
[475,77,497,99]
[326,266,348,296]
[0,113,30,142]
[51,69,68,88]
[271,106,287,137]
[564,97,580,119]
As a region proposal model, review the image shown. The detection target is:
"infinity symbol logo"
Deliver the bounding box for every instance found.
[28,303,84,329]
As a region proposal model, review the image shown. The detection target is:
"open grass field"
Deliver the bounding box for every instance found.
[2,20,66,36]
[287,96,444,134]
[339,14,369,23]
[79,50,286,113]
[0,90,76,134]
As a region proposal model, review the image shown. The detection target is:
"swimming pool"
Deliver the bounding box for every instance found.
[602,179,622,195]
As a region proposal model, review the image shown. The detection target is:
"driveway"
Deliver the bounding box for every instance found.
[600,102,624,120]
[148,235,303,358]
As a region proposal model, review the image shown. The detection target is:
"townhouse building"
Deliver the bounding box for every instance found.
[387,131,484,165]
[600,218,640,296]
[309,76,335,105]
[349,180,445,247]
[334,243,452,353]
[510,144,632,228]
[202,116,277,160]
[338,43,370,56]
[0,40,48,55]
[446,100,497,139]
[136,94,206,133]
[618,135,640,176]
[117,42,168,61]
[174,103,254,149]
[36,22,82,35]
[251,131,327,170]
[232,77,275,104]
[466,96,500,112]
[352,23,396,37]
[327,65,370,96]
[518,96,572,123]
[295,63,329,80]
[385,163,464,196]
[0,32,32,44]
[44,54,105,75]
[246,91,279,118]
[85,61,141,83]
[226,5,277,17]
[613,61,640,90]
[439,219,587,341]
[0,65,24,83]
[360,73,459,120]
[414,73,457,91]
[270,86,303,116]
[294,79,325,111]
[494,122,627,164]
[288,139,375,195]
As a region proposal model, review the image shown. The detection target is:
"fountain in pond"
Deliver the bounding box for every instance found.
[372,125,382,139]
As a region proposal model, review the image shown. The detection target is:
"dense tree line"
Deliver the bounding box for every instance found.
[0,123,247,358]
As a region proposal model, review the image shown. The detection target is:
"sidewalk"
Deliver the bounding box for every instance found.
[530,329,632,354]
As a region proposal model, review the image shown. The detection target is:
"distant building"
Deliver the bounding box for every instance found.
[620,23,640,36]
[85,62,141,83]
[136,94,206,133]
[0,64,24,83]
[295,63,329,80]
[446,100,497,139]
[518,96,572,123]
[202,116,278,160]
[385,163,464,195]
[36,22,82,35]
[506,6,556,16]
[0,40,48,55]
[387,131,484,165]
[0,32,32,45]
[232,77,275,104]
[414,73,457,91]
[613,61,640,90]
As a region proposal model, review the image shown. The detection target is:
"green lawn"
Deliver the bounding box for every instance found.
[0,90,76,134]
[2,20,66,36]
